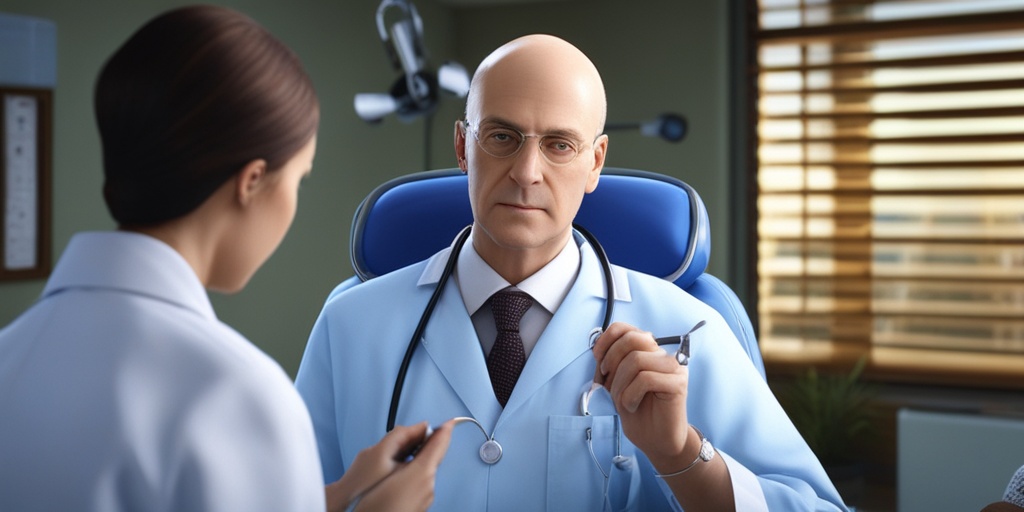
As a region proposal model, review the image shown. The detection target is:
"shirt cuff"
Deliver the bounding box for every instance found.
[720,450,768,511]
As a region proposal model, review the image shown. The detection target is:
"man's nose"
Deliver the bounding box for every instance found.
[508,137,544,185]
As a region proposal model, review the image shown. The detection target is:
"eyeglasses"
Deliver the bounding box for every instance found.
[464,121,594,166]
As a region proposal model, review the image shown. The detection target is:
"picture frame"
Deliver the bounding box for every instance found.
[1,87,52,281]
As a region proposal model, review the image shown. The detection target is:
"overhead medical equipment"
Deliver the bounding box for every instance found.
[353,0,469,123]
[605,112,688,143]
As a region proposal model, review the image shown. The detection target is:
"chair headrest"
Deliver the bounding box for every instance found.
[350,167,711,288]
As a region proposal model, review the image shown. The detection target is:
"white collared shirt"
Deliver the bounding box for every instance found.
[455,232,580,358]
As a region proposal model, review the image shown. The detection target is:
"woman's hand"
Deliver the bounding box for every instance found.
[325,420,454,512]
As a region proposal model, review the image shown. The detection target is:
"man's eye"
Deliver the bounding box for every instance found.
[546,139,576,153]
[486,130,521,145]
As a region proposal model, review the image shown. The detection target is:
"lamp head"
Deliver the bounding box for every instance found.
[354,0,469,123]
[640,113,687,142]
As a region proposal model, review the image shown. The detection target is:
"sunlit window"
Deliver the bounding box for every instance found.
[753,0,1024,386]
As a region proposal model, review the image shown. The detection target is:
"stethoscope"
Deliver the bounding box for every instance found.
[386,223,699,471]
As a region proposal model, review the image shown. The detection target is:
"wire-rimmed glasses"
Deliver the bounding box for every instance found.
[464,120,595,166]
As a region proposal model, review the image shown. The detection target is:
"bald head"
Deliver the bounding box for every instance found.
[465,34,607,136]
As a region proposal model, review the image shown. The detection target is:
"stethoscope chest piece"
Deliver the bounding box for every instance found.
[479,439,503,464]
[448,417,504,465]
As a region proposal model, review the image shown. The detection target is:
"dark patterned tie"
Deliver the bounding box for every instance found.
[487,289,533,407]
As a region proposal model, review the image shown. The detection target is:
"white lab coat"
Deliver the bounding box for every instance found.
[296,233,847,511]
[0,231,325,512]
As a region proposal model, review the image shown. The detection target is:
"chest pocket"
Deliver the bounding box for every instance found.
[548,414,641,511]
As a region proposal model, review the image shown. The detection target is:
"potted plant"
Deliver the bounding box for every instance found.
[776,357,878,505]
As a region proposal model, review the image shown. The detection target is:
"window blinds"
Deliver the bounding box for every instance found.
[752,0,1024,387]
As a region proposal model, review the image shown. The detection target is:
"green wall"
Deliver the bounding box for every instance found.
[0,0,734,377]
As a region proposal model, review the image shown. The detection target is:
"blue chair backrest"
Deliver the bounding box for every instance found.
[332,168,765,378]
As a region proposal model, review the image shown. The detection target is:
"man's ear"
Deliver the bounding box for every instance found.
[585,134,608,193]
[454,120,468,172]
[235,159,268,206]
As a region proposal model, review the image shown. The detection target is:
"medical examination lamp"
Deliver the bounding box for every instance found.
[605,113,688,143]
[354,0,470,123]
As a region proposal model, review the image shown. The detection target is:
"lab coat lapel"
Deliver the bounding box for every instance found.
[418,279,502,430]
[501,243,613,416]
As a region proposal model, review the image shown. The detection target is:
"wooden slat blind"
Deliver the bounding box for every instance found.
[752,0,1024,388]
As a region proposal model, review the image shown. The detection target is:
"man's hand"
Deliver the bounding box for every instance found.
[591,321,691,471]
[594,322,736,511]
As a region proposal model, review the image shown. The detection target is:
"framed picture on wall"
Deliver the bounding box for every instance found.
[1,87,51,281]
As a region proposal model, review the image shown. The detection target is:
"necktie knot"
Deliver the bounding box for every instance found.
[490,290,533,332]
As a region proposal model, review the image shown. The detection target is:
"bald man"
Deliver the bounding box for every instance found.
[296,35,847,511]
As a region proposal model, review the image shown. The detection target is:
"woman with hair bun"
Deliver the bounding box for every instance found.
[0,6,450,511]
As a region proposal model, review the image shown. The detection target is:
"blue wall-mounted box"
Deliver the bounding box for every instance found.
[0,13,56,88]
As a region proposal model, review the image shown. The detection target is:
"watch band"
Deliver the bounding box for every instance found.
[654,425,715,478]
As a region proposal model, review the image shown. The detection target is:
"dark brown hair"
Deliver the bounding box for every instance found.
[95,5,319,226]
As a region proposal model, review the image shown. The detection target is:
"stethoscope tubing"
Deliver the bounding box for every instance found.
[385,223,614,432]
[386,225,472,432]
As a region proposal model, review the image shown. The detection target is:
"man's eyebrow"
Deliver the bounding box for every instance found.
[479,116,586,141]
[478,117,522,131]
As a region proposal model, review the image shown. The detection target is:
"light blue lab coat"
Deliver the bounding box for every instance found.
[296,235,847,511]
[0,232,325,511]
